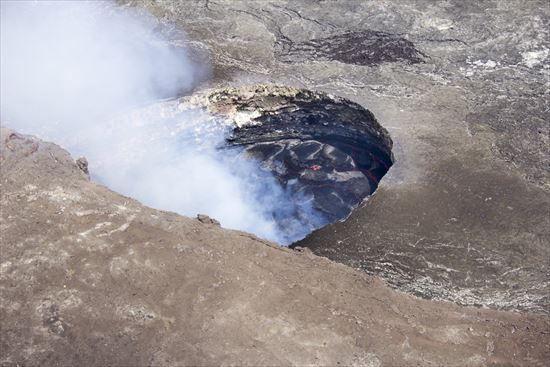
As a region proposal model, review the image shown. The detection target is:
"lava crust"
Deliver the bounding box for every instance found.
[277,30,426,65]
[204,85,393,224]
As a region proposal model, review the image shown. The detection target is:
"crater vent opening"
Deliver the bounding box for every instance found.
[207,85,394,243]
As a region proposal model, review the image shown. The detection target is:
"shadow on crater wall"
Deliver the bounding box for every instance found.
[208,85,393,226]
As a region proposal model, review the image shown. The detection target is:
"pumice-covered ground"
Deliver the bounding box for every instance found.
[1,0,549,366]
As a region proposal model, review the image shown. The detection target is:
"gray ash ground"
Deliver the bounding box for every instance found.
[212,85,393,228]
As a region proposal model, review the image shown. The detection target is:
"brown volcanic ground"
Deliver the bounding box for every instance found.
[1,127,549,366]
[135,0,550,315]
[2,0,550,365]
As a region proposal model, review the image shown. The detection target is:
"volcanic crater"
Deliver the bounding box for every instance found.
[201,85,394,231]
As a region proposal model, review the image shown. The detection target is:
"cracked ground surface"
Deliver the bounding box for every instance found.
[1,0,550,365]
[1,127,549,366]
[136,0,550,314]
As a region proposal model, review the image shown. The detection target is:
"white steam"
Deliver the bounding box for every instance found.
[0,1,326,244]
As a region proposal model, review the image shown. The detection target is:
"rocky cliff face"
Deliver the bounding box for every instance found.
[1,127,549,366]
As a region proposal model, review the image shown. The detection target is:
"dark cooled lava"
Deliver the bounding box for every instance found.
[276,30,426,66]
[206,85,393,227]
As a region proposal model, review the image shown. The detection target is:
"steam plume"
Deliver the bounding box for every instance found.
[0,1,325,244]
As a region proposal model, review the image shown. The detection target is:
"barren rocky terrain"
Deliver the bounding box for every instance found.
[1,0,549,366]
[1,127,549,366]
[133,0,550,313]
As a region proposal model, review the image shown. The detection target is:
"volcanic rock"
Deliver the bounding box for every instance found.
[1,127,549,366]
[199,84,393,223]
[276,30,427,66]
[75,157,89,176]
[139,0,550,315]
[2,0,550,364]
[197,213,221,226]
